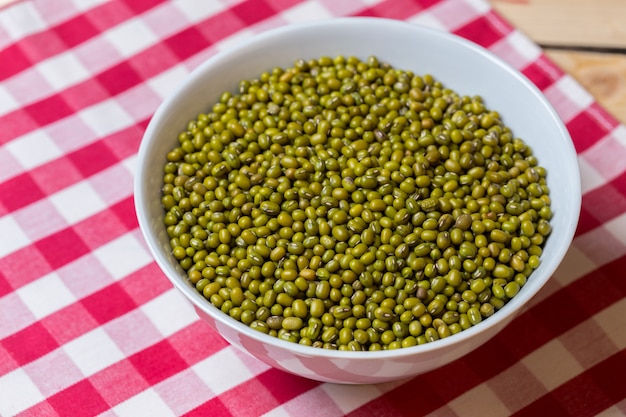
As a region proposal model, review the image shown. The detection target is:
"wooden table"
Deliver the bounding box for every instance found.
[491,0,626,124]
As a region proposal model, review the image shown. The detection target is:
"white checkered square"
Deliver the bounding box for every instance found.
[104,310,164,356]
[595,297,626,350]
[174,0,225,23]
[17,272,76,319]
[89,160,135,207]
[405,13,448,31]
[0,147,23,183]
[140,289,197,338]
[116,83,162,121]
[146,65,190,100]
[604,212,626,248]
[104,17,158,58]
[428,0,483,30]
[552,242,597,288]
[447,383,510,416]
[57,254,115,299]
[6,129,63,171]
[0,85,19,116]
[578,156,607,194]
[321,383,383,415]
[142,2,189,39]
[0,368,45,417]
[582,125,626,185]
[69,0,109,11]
[0,215,31,258]
[153,369,215,416]
[193,347,254,395]
[0,2,47,40]
[24,348,84,397]
[521,339,584,391]
[280,1,333,23]
[36,51,90,91]
[74,36,123,74]
[543,76,594,123]
[79,100,134,137]
[49,181,107,224]
[15,199,68,243]
[62,327,125,377]
[0,293,36,339]
[5,68,54,109]
[112,388,176,417]
[490,31,541,69]
[93,233,153,281]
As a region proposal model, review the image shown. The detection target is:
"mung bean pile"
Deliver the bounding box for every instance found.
[161,55,552,351]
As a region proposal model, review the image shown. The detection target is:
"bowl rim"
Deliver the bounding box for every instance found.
[135,16,581,361]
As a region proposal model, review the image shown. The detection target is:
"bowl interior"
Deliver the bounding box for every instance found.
[135,17,581,360]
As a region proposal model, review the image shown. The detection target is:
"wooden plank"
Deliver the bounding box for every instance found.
[547,50,626,124]
[492,0,626,48]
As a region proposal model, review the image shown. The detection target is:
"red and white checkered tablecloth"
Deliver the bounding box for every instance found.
[1,0,625,416]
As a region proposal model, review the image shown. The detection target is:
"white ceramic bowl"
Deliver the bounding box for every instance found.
[135,17,581,384]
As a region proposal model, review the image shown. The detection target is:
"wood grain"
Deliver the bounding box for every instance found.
[492,0,626,124]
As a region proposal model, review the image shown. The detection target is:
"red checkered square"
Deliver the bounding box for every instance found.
[0,44,31,81]
[2,322,59,366]
[126,43,179,81]
[23,154,82,195]
[0,271,12,298]
[72,207,130,252]
[218,378,281,417]
[83,1,134,32]
[118,264,170,306]
[522,54,563,91]
[101,125,142,161]
[578,178,626,235]
[231,0,278,25]
[59,78,110,113]
[97,61,144,96]
[257,368,319,403]
[55,14,100,48]
[81,283,137,324]
[454,12,512,48]
[184,397,233,417]
[34,227,90,269]
[128,340,189,385]
[0,110,39,146]
[20,33,67,67]
[164,26,210,61]
[0,246,52,290]
[568,105,617,153]
[16,401,57,417]
[373,375,445,416]
[25,95,74,127]
[0,172,45,212]
[196,11,245,44]
[89,359,150,406]
[110,196,139,231]
[560,319,619,370]
[357,0,439,19]
[124,0,165,14]
[47,379,109,417]
[67,140,119,178]
[40,303,99,345]
[168,322,229,366]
